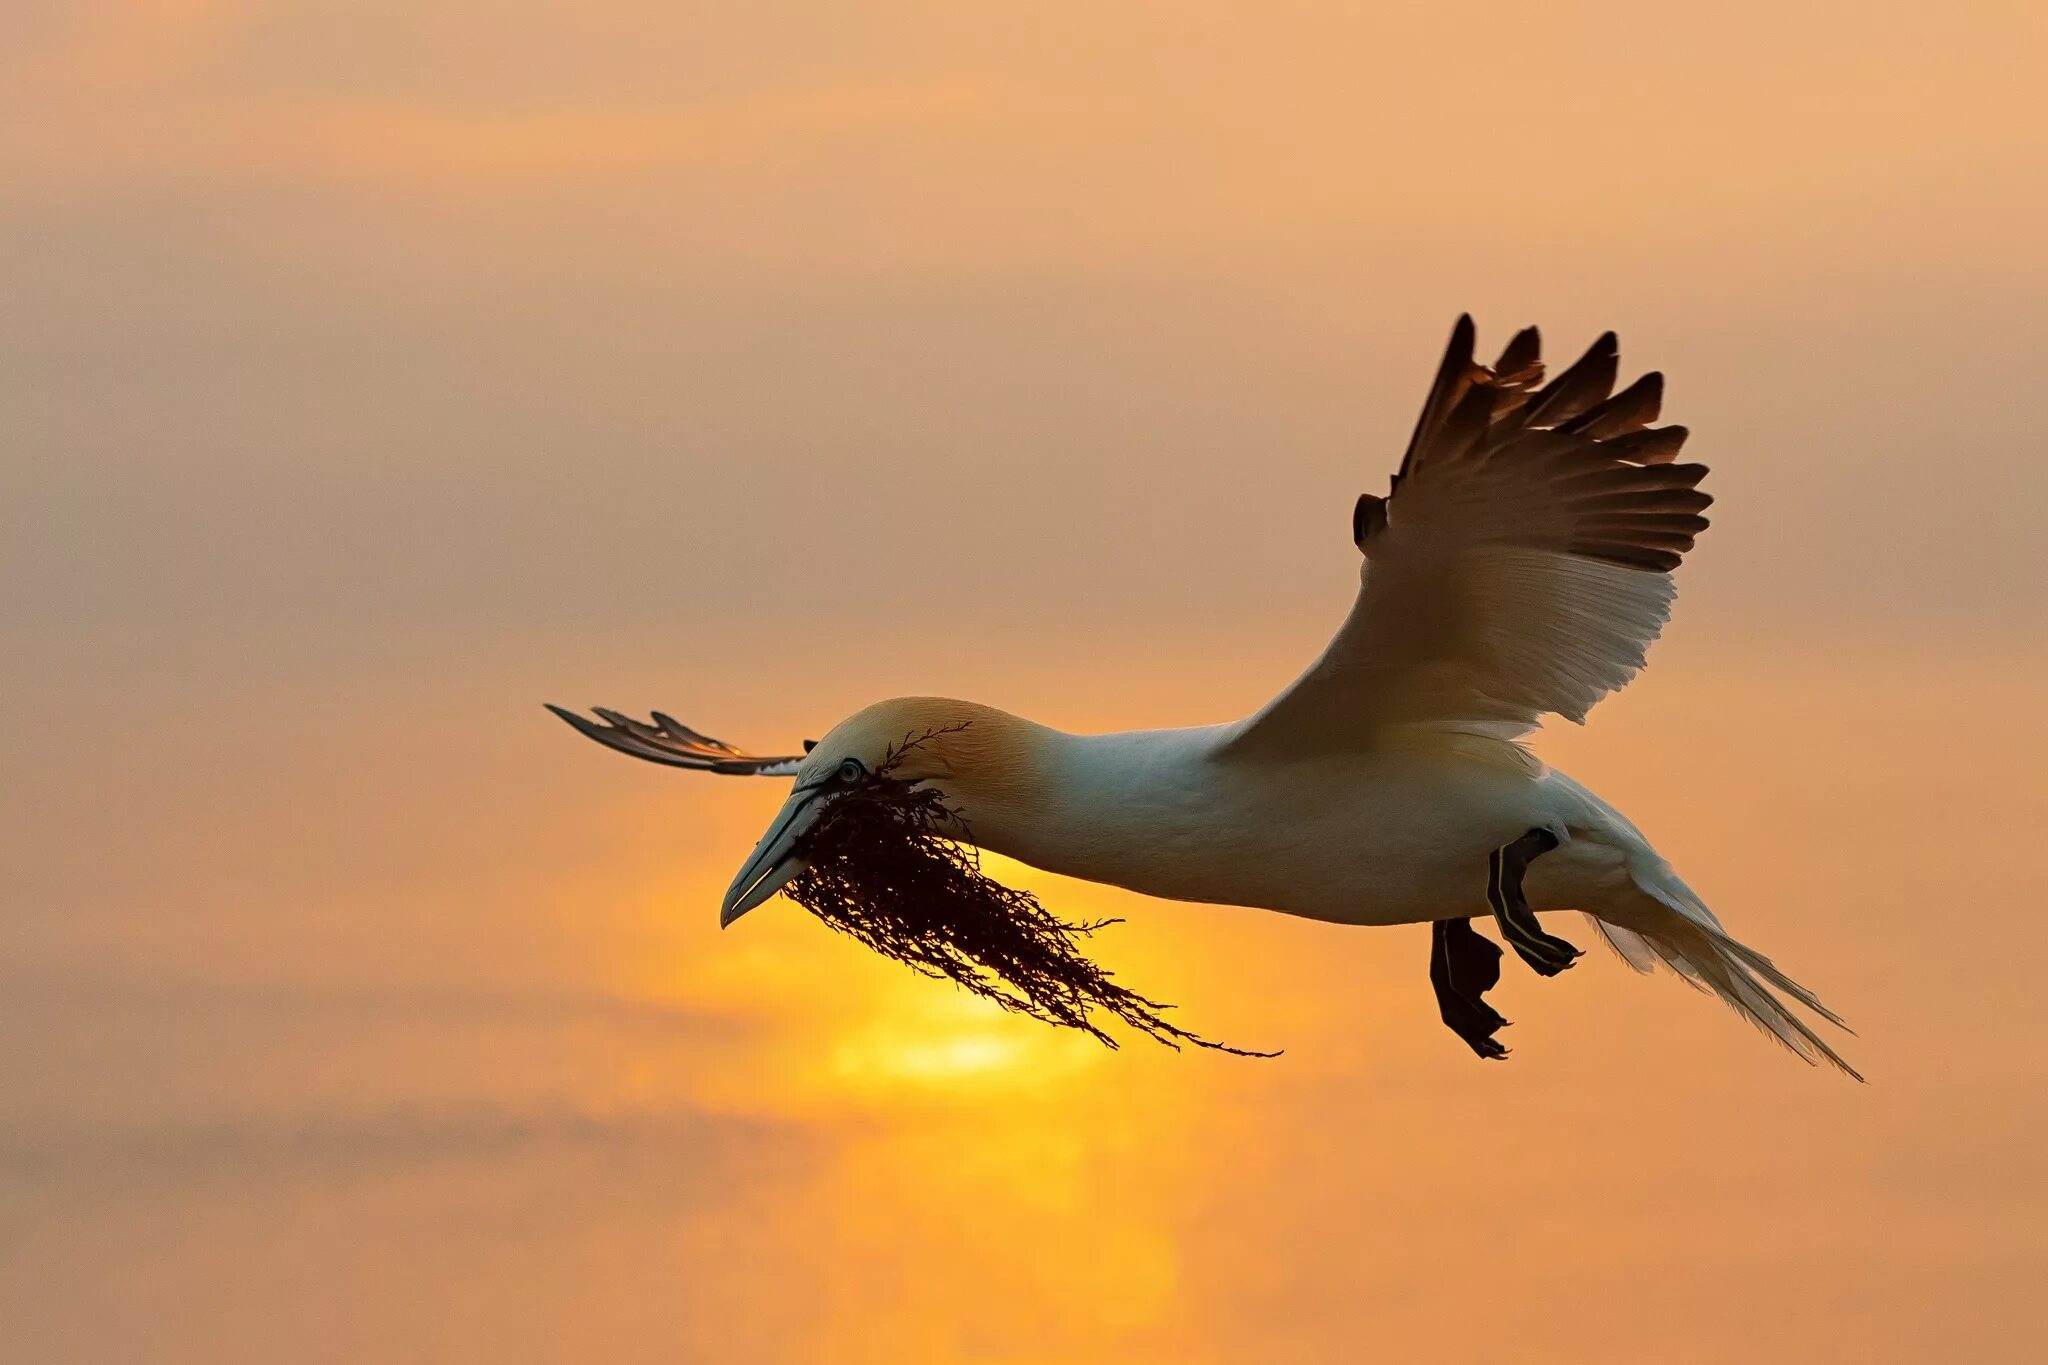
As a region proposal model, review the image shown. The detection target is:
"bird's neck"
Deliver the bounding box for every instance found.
[947,723,1228,890]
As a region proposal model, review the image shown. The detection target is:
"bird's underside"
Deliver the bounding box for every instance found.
[547,316,1863,1079]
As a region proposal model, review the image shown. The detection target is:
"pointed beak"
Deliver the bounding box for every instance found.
[719,784,828,927]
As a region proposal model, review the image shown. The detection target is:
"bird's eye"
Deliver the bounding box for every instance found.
[836,758,866,785]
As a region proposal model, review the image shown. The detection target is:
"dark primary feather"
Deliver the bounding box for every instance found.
[545,705,806,776]
[1363,315,1709,575]
[1523,331,1619,428]
[1395,312,1479,486]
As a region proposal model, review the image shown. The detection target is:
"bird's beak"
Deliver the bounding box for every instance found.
[719,783,828,927]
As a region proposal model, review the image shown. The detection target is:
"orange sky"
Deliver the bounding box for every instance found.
[5,4,2046,1362]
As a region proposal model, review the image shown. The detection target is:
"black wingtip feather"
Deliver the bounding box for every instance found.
[1559,371,1664,438]
[1493,326,1543,384]
[1396,315,1483,480]
[1527,333,1621,427]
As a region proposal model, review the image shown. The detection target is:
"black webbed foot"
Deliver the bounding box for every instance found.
[1487,828,1580,976]
[1430,917,1510,1060]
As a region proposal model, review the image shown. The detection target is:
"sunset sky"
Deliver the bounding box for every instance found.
[5,3,2046,1361]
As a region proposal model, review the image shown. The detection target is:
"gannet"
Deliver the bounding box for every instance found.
[550,317,1860,1078]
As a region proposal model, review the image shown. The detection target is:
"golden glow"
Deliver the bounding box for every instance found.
[828,1009,1094,1094]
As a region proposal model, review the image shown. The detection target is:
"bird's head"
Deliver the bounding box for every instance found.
[718,697,1034,926]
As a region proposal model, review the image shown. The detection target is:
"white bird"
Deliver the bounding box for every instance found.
[550,317,1860,1078]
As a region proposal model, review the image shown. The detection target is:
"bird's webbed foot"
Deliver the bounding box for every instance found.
[1430,917,1510,1060]
[1487,828,1580,976]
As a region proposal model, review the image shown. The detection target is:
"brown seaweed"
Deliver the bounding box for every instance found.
[782,730,1275,1057]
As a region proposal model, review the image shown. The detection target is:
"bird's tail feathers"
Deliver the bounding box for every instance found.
[1588,857,1862,1081]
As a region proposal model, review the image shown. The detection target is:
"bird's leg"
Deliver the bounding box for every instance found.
[1487,828,1580,976]
[1429,917,1509,1060]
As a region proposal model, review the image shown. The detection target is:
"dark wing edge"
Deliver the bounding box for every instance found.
[545,704,806,776]
[1355,314,1709,574]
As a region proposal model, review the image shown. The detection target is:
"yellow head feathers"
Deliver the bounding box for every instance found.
[799,697,1045,793]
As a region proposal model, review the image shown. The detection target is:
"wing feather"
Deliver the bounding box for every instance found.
[1491,326,1544,390]
[1558,370,1662,438]
[546,705,805,776]
[1233,317,1710,753]
[1395,313,1481,483]
[1604,425,1691,464]
[1522,331,1618,428]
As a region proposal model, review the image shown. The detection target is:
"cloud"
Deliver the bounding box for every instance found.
[0,1100,796,1189]
[0,966,785,1189]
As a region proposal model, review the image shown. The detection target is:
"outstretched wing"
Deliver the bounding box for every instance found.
[546,705,807,776]
[1232,316,1709,755]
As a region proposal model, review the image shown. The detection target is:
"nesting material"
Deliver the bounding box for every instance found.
[783,732,1275,1057]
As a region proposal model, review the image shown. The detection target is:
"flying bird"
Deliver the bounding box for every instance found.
[550,316,1860,1078]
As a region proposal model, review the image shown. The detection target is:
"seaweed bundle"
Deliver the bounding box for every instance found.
[782,732,1274,1057]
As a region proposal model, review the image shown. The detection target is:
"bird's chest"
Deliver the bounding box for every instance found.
[970,749,1541,927]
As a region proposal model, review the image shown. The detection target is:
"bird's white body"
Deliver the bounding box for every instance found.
[951,721,1637,930]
